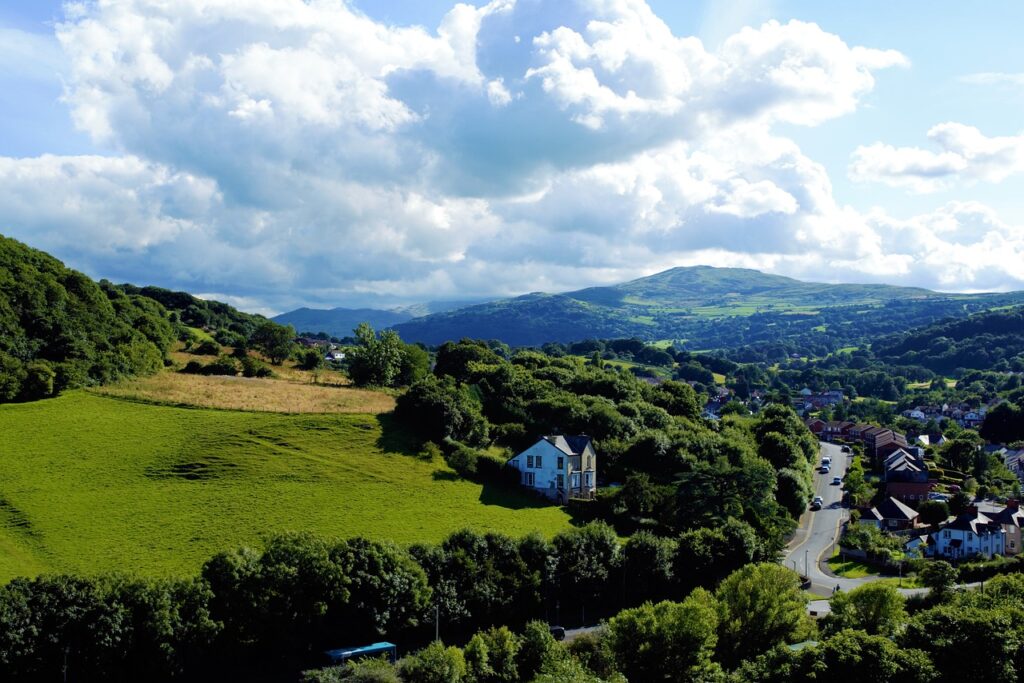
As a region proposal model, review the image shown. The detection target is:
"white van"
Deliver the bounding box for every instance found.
[821,456,832,466]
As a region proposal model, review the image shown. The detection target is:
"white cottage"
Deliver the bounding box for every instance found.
[931,508,1006,560]
[507,435,597,504]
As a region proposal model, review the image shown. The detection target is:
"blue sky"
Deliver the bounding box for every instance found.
[2,1,1024,313]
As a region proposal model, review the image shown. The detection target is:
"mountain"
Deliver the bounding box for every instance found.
[272,307,413,338]
[393,266,1024,349]
[272,299,493,337]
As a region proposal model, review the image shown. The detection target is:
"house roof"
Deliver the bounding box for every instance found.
[944,512,1004,535]
[872,496,919,522]
[542,435,593,457]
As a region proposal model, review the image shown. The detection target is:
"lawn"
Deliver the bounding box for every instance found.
[0,392,573,582]
[827,556,924,588]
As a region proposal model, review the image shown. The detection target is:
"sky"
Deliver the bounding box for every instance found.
[2,1,1024,315]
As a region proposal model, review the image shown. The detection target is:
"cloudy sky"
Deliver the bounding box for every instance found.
[3,1,1024,315]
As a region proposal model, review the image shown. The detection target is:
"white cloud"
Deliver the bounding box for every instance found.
[959,72,1024,87]
[1,0,1021,313]
[850,122,1024,192]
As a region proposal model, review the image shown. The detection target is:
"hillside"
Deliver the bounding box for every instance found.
[116,282,268,338]
[272,306,413,337]
[0,235,175,402]
[0,392,571,581]
[394,266,1024,349]
[873,305,1024,374]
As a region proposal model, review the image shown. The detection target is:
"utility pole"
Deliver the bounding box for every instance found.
[805,549,809,577]
[435,604,440,642]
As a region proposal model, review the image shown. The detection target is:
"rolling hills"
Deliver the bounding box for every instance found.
[0,392,571,581]
[392,266,1024,349]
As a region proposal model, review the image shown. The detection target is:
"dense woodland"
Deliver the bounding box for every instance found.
[0,236,175,402]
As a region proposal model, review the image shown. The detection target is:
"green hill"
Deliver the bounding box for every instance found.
[394,266,1024,349]
[873,305,1024,374]
[0,392,571,582]
[0,235,176,403]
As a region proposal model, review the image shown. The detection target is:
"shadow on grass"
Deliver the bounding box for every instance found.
[431,470,460,482]
[374,413,420,456]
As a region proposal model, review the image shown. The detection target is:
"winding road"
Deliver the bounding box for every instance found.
[782,442,871,594]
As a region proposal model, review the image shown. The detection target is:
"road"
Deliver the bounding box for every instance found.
[783,442,867,594]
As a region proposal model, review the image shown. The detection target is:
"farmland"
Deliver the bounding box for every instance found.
[0,392,572,582]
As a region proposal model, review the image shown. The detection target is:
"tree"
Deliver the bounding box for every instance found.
[464,626,520,683]
[298,348,325,371]
[674,519,758,593]
[842,457,874,507]
[605,592,721,682]
[715,564,812,667]
[822,583,907,637]
[916,500,950,526]
[621,532,675,605]
[394,376,490,447]
[941,431,983,474]
[347,324,406,387]
[250,321,295,365]
[775,468,811,518]
[397,641,466,683]
[919,561,958,599]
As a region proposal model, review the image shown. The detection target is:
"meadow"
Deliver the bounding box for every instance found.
[0,392,572,582]
[94,371,396,414]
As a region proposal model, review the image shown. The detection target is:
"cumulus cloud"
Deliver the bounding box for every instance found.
[850,122,1024,192]
[0,0,1020,313]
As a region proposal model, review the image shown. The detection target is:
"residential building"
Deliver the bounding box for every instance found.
[930,508,1006,560]
[506,435,597,504]
[861,497,920,531]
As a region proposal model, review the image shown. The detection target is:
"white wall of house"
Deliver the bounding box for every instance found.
[507,438,597,503]
[932,526,1005,559]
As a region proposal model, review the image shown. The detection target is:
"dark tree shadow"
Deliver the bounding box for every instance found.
[374,413,420,456]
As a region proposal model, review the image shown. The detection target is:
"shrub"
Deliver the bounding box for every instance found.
[202,356,240,376]
[241,356,273,378]
[445,443,479,477]
[193,340,221,356]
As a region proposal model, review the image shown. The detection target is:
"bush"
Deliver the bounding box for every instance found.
[445,443,479,477]
[202,356,240,376]
[241,356,273,378]
[193,340,221,356]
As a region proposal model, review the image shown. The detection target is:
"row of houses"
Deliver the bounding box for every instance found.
[900,402,987,429]
[805,419,911,461]
[862,498,1024,560]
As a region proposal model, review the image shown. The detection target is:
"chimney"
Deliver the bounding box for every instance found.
[1008,500,1020,510]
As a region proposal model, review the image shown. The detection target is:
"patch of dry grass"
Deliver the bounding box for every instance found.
[94,371,395,414]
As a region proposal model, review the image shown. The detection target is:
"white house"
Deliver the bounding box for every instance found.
[506,435,597,504]
[930,509,1006,560]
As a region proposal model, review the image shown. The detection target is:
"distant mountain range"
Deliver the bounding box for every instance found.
[272,299,489,338]
[274,266,1024,350]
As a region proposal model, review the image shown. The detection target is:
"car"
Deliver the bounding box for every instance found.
[821,457,832,466]
[841,445,851,453]
[819,465,830,473]
[810,496,823,510]
[928,492,950,502]
[548,626,566,641]
[831,476,842,486]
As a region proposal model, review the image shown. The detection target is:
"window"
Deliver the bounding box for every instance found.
[571,473,580,488]
[526,455,534,468]
[943,530,950,538]
[535,456,542,469]
[524,472,535,486]
[557,457,564,470]
[968,532,973,540]
[557,474,564,488]
[585,472,593,487]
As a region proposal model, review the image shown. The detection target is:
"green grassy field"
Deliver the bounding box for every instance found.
[0,392,572,582]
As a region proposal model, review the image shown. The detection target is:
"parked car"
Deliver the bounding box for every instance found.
[549,626,566,641]
[928,492,950,502]
[831,476,842,486]
[821,456,832,466]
